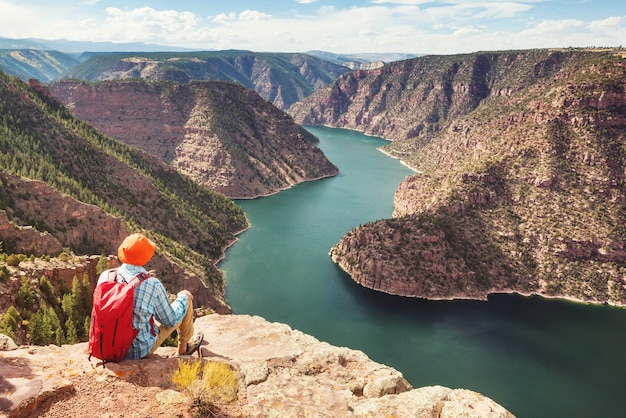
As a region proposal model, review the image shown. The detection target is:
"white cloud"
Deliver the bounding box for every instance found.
[212,10,271,24]
[295,0,317,3]
[0,1,75,39]
[212,12,237,24]
[528,19,587,35]
[0,0,623,54]
[99,7,200,42]
[589,16,625,31]
[239,10,272,21]
[369,0,432,4]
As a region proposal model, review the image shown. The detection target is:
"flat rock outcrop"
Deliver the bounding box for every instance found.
[0,314,514,418]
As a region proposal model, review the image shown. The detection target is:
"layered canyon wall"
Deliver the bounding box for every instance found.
[292,49,626,305]
[50,80,338,199]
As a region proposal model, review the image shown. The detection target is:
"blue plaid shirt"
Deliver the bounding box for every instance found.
[97,263,189,360]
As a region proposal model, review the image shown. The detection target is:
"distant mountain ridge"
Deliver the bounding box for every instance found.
[290,48,626,306]
[0,49,79,82]
[306,50,421,69]
[0,37,418,109]
[0,36,197,53]
[59,50,352,110]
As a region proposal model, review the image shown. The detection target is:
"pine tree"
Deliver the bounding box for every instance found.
[65,317,78,344]
[81,274,93,315]
[0,306,20,339]
[28,308,53,345]
[16,277,34,311]
[46,306,63,346]
[83,316,90,341]
[71,276,83,317]
[61,292,81,339]
[96,254,109,275]
[39,276,57,305]
[55,325,65,346]
[61,293,76,320]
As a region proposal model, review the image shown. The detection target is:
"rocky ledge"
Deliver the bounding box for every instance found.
[0,314,514,417]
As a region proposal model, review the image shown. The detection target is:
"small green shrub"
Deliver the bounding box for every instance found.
[5,254,21,267]
[0,306,21,339]
[0,265,9,282]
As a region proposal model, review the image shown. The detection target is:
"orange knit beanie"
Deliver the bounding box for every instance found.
[117,233,156,266]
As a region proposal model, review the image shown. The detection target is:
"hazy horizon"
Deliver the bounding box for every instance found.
[0,0,624,56]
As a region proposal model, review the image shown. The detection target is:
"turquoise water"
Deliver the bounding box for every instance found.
[220,126,626,417]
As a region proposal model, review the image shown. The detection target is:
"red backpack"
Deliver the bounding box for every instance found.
[88,269,149,365]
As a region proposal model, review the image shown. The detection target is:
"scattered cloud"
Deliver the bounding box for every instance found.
[100,7,200,42]
[239,10,272,21]
[0,0,623,53]
[213,12,238,24]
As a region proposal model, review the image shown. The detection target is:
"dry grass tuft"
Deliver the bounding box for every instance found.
[171,359,239,416]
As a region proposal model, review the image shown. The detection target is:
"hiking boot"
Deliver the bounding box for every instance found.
[180,331,204,356]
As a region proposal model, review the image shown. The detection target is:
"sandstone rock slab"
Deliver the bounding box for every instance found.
[0,314,515,417]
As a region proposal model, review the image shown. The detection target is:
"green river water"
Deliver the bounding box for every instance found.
[220,126,626,417]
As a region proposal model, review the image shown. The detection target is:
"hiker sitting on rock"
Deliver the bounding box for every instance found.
[95,233,203,359]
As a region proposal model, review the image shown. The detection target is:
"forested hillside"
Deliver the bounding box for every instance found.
[0,71,247,310]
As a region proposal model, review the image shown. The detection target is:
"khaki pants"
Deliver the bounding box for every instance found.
[149,298,194,355]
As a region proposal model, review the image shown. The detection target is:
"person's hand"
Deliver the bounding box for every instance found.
[178,290,193,300]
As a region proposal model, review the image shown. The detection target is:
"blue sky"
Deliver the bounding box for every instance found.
[0,0,624,54]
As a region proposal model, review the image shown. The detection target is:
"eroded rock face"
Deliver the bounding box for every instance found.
[0,172,127,256]
[49,80,338,199]
[303,50,626,306]
[0,314,515,418]
[0,210,63,256]
[60,52,351,110]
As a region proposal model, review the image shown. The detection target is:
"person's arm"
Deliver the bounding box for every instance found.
[151,280,189,327]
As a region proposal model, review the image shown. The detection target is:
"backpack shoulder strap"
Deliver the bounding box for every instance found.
[127,272,151,287]
[106,268,118,283]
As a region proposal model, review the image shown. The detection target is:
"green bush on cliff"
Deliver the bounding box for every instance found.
[0,265,8,283]
[15,277,34,311]
[0,270,95,346]
[5,254,23,267]
[0,306,20,339]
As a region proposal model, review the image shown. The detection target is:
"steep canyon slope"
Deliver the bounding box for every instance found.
[49,79,338,199]
[0,49,78,82]
[0,72,248,312]
[290,49,626,306]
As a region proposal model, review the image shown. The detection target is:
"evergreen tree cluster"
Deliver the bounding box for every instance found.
[0,70,247,288]
[0,251,107,346]
[1,272,93,346]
